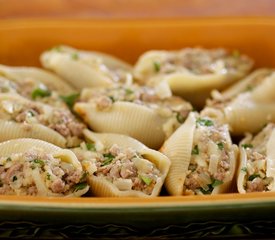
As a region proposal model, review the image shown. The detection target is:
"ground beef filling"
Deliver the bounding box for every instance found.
[157,48,252,76]
[1,100,85,145]
[184,117,231,195]
[93,144,161,195]
[0,147,86,196]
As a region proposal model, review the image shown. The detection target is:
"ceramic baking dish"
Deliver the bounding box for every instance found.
[0,18,275,239]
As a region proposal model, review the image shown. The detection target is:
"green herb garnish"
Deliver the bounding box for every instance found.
[33,159,45,167]
[6,157,11,162]
[109,96,115,103]
[191,145,199,155]
[71,52,79,60]
[74,182,88,192]
[153,61,161,72]
[217,142,224,150]
[80,171,88,182]
[86,143,96,151]
[47,173,51,180]
[125,88,134,95]
[176,112,186,124]
[101,153,115,166]
[196,118,214,127]
[212,179,223,187]
[246,85,253,91]
[32,88,51,99]
[60,93,80,108]
[51,45,62,52]
[12,176,17,182]
[248,174,260,181]
[241,167,247,173]
[140,175,152,186]
[241,144,253,149]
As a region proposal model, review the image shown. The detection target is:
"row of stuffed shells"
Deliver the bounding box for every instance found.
[0,130,171,197]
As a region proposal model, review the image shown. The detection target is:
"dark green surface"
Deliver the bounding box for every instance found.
[0,199,274,238]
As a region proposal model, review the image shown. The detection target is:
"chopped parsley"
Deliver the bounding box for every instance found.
[80,171,88,182]
[86,143,96,151]
[125,88,134,95]
[74,182,88,192]
[6,157,11,162]
[33,159,45,167]
[109,96,115,103]
[241,167,247,173]
[246,85,253,91]
[153,61,161,72]
[176,112,186,124]
[51,45,62,52]
[60,93,80,108]
[200,179,223,194]
[191,145,199,155]
[140,175,152,186]
[47,173,51,180]
[248,174,260,181]
[71,52,79,60]
[31,88,51,99]
[241,144,253,149]
[12,176,17,182]
[101,153,115,166]
[217,142,224,150]
[196,118,214,127]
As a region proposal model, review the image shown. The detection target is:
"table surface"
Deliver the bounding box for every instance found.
[0,0,275,19]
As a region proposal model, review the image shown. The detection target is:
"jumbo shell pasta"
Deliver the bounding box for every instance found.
[161,112,238,196]
[134,47,253,107]
[80,129,170,197]
[237,124,275,193]
[202,71,275,135]
[0,138,89,196]
[74,84,193,149]
[0,64,76,108]
[40,45,133,90]
[0,93,86,147]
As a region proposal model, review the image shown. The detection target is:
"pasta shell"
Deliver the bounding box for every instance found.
[0,138,88,197]
[82,129,170,197]
[0,93,85,147]
[74,101,168,149]
[40,45,133,90]
[161,112,238,195]
[223,93,275,135]
[134,48,253,108]
[221,68,273,101]
[0,64,75,94]
[160,112,197,196]
[237,124,275,193]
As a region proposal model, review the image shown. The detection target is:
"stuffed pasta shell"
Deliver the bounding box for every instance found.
[134,47,253,107]
[0,138,89,196]
[202,70,275,135]
[40,45,133,90]
[73,129,170,197]
[74,83,193,149]
[0,93,86,147]
[160,112,238,196]
[0,64,75,108]
[237,123,275,193]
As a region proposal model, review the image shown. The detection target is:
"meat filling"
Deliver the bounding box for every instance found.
[242,124,274,192]
[0,147,87,196]
[184,117,232,195]
[0,99,86,147]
